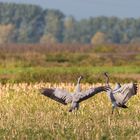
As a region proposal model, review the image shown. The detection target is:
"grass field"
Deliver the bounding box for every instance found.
[0,44,140,139]
[0,66,140,83]
[0,43,140,83]
[0,82,139,140]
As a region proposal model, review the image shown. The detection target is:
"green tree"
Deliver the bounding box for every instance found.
[76,19,92,43]
[43,10,65,42]
[0,2,44,43]
[63,16,78,43]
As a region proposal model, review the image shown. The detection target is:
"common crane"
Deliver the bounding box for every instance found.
[104,72,137,114]
[40,76,108,112]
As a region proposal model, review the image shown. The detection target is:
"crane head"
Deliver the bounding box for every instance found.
[79,75,84,79]
[103,72,109,78]
[77,75,83,81]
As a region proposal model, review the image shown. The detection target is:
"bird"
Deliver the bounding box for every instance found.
[104,72,137,114]
[40,76,108,112]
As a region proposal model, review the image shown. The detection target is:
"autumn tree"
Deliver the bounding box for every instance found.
[0,24,14,44]
[91,32,107,45]
[40,34,58,44]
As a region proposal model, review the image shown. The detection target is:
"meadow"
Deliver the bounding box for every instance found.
[0,82,139,140]
[0,43,140,139]
[0,66,140,84]
[0,43,140,83]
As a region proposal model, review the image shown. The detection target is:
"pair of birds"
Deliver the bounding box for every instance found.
[40,73,137,114]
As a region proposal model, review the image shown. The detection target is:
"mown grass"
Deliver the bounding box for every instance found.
[0,83,139,140]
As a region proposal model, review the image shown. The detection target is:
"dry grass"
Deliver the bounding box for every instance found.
[0,82,140,140]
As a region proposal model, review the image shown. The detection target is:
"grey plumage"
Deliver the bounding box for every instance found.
[41,76,108,112]
[68,86,108,112]
[112,83,137,105]
[104,72,137,114]
[41,88,72,105]
[114,83,121,91]
[75,76,83,92]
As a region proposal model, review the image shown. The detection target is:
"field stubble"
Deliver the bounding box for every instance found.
[0,82,140,140]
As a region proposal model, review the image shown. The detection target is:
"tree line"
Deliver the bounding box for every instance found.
[0,2,140,44]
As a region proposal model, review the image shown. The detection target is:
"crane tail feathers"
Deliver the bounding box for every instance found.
[133,83,137,95]
[121,105,128,108]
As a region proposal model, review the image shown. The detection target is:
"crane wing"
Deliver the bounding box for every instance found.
[113,83,121,91]
[40,88,73,105]
[73,86,108,103]
[113,83,137,105]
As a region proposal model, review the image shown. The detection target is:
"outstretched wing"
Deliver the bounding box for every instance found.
[113,83,137,105]
[73,86,108,103]
[40,88,72,105]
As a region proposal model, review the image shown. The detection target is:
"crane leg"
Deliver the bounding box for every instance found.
[68,102,79,112]
[111,106,115,114]
[116,108,120,116]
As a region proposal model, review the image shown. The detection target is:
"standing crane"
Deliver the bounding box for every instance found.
[104,72,137,114]
[40,76,108,112]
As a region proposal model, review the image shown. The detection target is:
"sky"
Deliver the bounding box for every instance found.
[0,0,140,20]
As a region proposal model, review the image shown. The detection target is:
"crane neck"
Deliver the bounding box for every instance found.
[104,73,110,87]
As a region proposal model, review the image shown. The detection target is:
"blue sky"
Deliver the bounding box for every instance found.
[0,0,140,19]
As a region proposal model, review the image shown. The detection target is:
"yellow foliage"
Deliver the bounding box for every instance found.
[40,34,58,44]
[0,24,14,44]
[91,32,107,45]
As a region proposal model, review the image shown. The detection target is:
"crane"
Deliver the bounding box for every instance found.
[104,72,137,114]
[40,76,108,112]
